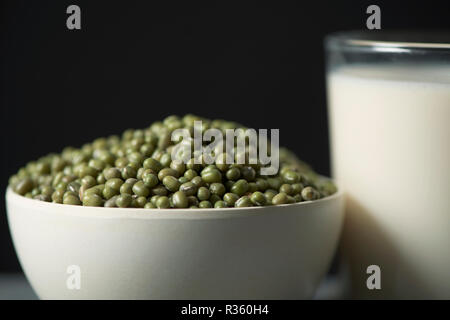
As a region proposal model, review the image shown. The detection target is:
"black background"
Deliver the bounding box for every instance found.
[1,1,450,272]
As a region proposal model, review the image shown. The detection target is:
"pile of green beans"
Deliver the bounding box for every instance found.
[8,115,337,209]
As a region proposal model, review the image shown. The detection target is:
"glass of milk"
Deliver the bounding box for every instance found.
[325,31,450,299]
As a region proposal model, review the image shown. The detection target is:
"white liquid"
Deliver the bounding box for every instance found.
[327,65,450,299]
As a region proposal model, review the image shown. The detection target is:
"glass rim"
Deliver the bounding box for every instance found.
[325,30,450,51]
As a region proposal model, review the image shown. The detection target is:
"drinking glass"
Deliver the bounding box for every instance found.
[325,31,450,299]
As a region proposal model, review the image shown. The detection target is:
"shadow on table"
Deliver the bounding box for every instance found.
[0,273,38,300]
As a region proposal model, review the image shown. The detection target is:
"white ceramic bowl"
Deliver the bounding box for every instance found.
[6,186,344,300]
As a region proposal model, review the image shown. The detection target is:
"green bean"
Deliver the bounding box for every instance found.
[272,192,288,205]
[209,183,226,197]
[9,114,336,210]
[214,201,228,208]
[83,193,104,207]
[14,178,34,195]
[116,194,132,208]
[250,191,266,206]
[132,181,150,197]
[199,200,212,208]
[172,191,188,208]
[231,179,249,196]
[235,196,253,207]
[197,187,210,201]
[180,182,197,196]
[201,169,222,184]
[144,202,156,209]
[156,196,170,209]
[162,176,181,192]
[301,186,320,201]
[223,193,239,206]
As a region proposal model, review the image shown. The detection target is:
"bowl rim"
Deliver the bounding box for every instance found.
[5,183,343,220]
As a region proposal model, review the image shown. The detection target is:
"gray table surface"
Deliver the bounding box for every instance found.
[0,273,38,300]
[0,273,343,300]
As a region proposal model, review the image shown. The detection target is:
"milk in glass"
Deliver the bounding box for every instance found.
[327,65,450,299]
